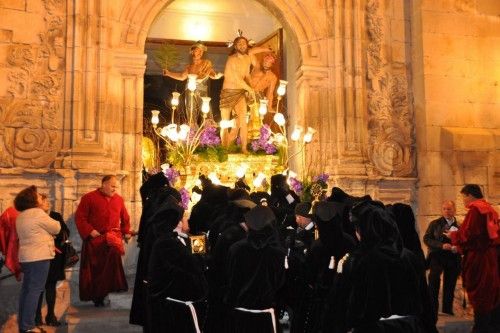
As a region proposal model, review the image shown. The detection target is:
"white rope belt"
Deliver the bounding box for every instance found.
[234,307,276,333]
[166,297,201,333]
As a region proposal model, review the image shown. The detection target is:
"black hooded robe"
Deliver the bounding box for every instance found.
[224,227,286,333]
[205,203,250,333]
[147,232,208,333]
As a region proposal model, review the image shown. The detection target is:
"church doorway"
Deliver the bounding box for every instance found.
[140,0,301,189]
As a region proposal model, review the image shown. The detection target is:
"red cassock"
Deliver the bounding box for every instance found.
[75,189,131,301]
[451,199,500,314]
[0,207,22,280]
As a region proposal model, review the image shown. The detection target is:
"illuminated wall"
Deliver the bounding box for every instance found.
[412,0,500,222]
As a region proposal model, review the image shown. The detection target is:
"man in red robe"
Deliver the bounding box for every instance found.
[75,175,132,306]
[0,206,22,280]
[448,184,500,333]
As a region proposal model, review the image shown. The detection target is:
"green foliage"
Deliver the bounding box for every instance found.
[154,44,181,70]
[167,148,184,168]
[195,146,228,163]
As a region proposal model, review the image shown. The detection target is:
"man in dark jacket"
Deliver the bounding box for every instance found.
[423,200,461,316]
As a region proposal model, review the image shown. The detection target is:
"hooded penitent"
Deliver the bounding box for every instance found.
[324,200,437,333]
[130,187,184,327]
[224,205,286,333]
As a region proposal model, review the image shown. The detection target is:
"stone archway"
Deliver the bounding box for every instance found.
[50,1,416,214]
[61,0,346,226]
[101,0,372,204]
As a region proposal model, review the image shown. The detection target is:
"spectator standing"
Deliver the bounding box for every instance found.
[35,194,70,326]
[15,185,60,333]
[423,200,461,316]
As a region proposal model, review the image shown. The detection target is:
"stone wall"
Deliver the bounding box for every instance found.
[412,0,500,231]
[0,0,67,210]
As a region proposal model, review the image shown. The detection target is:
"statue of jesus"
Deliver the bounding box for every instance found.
[219,33,271,154]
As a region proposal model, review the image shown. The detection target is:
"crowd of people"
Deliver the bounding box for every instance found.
[0,174,499,333]
[125,172,499,333]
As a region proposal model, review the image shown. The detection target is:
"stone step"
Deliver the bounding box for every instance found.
[66,306,141,333]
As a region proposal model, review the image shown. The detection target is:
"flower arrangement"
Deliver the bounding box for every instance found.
[289,173,329,203]
[250,125,278,154]
[194,125,228,163]
[199,126,221,147]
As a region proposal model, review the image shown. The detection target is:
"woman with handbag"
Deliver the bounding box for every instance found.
[35,194,70,327]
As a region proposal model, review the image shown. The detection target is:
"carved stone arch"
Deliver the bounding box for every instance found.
[117,0,328,66]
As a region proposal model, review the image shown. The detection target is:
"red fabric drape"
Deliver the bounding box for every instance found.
[79,235,128,301]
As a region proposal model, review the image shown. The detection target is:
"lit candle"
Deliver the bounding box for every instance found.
[303,127,316,143]
[151,110,160,127]
[273,112,286,126]
[178,124,191,141]
[259,99,268,116]
[166,124,178,141]
[253,172,266,188]
[290,125,303,141]
[236,163,248,179]
[171,92,181,107]
[277,80,288,97]
[208,172,221,185]
[187,74,197,92]
[201,97,211,114]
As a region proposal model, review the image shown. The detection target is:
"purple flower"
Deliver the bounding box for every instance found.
[263,143,277,154]
[289,177,303,195]
[179,188,190,210]
[313,173,329,183]
[199,126,220,147]
[251,140,260,152]
[250,125,277,154]
[260,125,272,141]
[163,167,180,184]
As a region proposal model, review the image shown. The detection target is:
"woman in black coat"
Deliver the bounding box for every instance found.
[35,194,70,326]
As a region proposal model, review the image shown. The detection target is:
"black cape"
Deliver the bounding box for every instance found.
[224,226,286,333]
[147,232,208,333]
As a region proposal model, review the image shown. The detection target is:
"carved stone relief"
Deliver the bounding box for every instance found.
[365,0,415,177]
[0,0,65,168]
